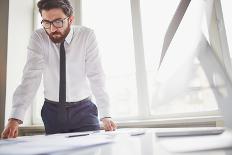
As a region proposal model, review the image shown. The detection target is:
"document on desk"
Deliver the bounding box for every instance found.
[0,133,113,155]
[158,130,232,152]
[155,127,224,137]
[97,128,146,137]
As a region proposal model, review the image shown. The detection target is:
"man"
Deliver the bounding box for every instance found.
[1,0,116,138]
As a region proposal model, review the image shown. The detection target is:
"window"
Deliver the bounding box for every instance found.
[32,1,44,125]
[82,0,138,118]
[140,0,219,116]
[6,0,35,125]
[221,1,232,57]
[31,0,231,125]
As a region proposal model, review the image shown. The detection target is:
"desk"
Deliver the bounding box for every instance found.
[1,128,232,155]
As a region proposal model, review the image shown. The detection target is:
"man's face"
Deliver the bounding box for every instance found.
[41,8,74,43]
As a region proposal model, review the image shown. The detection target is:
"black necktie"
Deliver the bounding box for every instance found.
[59,42,66,104]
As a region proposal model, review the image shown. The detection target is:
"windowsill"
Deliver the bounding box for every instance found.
[19,115,224,136]
[115,115,224,128]
[19,125,45,136]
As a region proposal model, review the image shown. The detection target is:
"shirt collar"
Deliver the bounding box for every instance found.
[65,26,73,44]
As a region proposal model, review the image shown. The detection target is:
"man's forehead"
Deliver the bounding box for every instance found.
[41,8,66,20]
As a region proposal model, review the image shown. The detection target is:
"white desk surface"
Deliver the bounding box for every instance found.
[1,128,232,155]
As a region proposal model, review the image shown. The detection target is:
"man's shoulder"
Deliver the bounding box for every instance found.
[31,28,47,40]
[72,25,94,35]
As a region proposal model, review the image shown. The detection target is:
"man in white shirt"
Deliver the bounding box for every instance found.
[1,0,116,138]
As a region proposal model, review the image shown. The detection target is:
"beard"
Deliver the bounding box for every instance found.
[46,25,71,43]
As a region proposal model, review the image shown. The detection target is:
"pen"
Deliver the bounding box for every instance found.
[130,131,145,136]
[66,133,90,138]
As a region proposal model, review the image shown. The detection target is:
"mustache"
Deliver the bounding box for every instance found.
[51,32,62,36]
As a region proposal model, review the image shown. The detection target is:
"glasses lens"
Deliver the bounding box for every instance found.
[52,20,63,28]
[41,21,51,29]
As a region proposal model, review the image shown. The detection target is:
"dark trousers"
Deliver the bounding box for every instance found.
[41,99,100,134]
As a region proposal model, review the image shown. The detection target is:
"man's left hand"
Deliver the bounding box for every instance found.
[101,117,117,131]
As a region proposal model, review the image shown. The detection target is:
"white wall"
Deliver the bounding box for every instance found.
[5,0,34,125]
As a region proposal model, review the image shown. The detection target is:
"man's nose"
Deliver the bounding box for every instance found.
[50,24,57,33]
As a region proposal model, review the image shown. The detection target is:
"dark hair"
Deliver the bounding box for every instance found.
[37,0,73,17]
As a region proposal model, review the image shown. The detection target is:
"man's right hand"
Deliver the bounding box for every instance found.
[1,119,19,139]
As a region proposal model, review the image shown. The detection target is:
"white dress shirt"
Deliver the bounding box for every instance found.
[10,26,110,121]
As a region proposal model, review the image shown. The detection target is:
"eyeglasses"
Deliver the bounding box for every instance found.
[41,17,69,29]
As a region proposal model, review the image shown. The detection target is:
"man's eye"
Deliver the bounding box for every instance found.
[54,20,62,24]
[42,21,50,26]
[44,22,50,25]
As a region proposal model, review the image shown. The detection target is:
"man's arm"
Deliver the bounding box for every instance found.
[85,30,116,131]
[1,31,44,138]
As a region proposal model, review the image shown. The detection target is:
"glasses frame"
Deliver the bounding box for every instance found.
[41,17,69,29]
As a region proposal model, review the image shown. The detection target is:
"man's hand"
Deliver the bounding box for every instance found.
[1,119,19,139]
[101,117,117,131]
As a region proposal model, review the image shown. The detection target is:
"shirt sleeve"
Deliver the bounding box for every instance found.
[85,30,111,119]
[9,31,45,122]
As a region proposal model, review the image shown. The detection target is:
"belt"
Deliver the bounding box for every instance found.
[45,97,91,106]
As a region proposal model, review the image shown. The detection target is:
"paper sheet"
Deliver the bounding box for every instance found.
[159,130,232,152]
[0,133,113,155]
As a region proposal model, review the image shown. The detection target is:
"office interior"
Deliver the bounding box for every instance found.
[0,0,232,154]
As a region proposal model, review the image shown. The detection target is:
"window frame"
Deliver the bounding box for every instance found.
[31,0,228,125]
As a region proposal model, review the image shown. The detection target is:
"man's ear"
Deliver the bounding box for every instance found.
[69,16,74,24]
